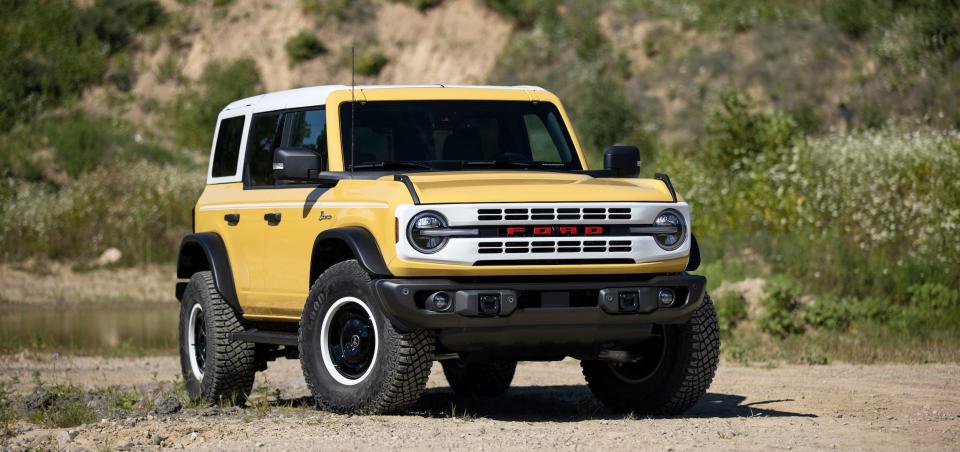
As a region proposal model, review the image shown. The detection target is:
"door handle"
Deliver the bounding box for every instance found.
[264,212,281,224]
[224,213,240,225]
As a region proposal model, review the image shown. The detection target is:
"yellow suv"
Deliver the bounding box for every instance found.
[175,85,718,414]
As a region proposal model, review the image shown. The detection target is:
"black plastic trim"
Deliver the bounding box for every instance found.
[394,174,421,204]
[686,233,701,271]
[314,227,392,277]
[176,232,242,314]
[373,274,706,332]
[232,329,299,346]
[654,173,678,203]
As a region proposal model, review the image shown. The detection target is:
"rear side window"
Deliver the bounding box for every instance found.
[211,116,245,178]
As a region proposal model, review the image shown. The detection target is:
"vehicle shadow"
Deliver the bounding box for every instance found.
[272,386,816,421]
[403,385,817,421]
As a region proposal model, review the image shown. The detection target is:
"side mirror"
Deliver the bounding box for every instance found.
[603,145,640,178]
[274,148,323,181]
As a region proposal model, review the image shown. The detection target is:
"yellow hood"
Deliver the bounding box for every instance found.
[394,171,676,204]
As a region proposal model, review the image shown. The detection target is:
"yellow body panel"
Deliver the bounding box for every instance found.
[194,87,689,321]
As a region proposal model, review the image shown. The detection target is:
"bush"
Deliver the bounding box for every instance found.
[26,385,96,428]
[757,281,804,338]
[715,292,747,335]
[0,111,183,182]
[172,58,263,149]
[351,47,389,76]
[0,383,15,437]
[0,162,203,264]
[286,30,327,65]
[84,0,168,53]
[389,0,443,11]
[0,1,108,126]
[908,283,960,311]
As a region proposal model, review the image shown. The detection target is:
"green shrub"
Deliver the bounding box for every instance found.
[286,30,327,65]
[352,47,389,76]
[0,111,183,181]
[84,0,168,53]
[483,0,559,28]
[0,383,15,437]
[27,385,96,428]
[0,1,108,125]
[715,292,747,335]
[908,283,960,311]
[172,58,263,149]
[390,0,443,11]
[0,162,203,264]
[704,90,801,170]
[757,281,803,338]
[803,298,854,331]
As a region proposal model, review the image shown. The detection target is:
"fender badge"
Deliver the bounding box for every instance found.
[318,211,333,221]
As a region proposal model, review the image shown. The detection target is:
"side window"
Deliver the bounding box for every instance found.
[245,112,285,186]
[287,109,327,166]
[211,116,245,178]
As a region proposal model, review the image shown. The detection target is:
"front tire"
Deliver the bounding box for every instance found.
[299,260,434,414]
[442,360,517,397]
[178,271,257,405]
[581,294,720,415]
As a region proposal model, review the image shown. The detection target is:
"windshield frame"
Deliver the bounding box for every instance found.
[337,99,585,173]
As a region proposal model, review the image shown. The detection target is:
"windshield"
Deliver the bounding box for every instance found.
[339,100,582,171]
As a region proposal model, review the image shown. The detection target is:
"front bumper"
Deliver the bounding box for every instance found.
[373,274,706,356]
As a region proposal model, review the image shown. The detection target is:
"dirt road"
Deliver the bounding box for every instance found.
[2,355,958,450]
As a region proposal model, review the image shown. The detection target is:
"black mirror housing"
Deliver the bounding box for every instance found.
[274,148,323,181]
[603,145,640,178]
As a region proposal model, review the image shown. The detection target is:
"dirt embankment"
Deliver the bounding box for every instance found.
[1,356,958,451]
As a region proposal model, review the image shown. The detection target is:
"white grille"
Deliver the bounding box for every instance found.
[394,202,691,265]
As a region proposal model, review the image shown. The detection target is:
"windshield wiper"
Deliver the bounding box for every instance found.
[461,160,538,169]
[350,161,434,171]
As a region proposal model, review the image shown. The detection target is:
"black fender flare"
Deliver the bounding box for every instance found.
[312,227,392,278]
[176,232,242,314]
[686,233,701,272]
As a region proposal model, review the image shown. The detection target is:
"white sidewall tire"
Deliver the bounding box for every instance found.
[319,296,379,386]
[187,303,204,381]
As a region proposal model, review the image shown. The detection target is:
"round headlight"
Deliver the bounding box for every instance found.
[653,209,686,251]
[407,212,449,254]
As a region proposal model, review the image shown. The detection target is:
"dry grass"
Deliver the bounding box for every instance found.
[0,263,174,305]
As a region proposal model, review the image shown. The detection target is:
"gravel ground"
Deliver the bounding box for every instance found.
[1,355,958,451]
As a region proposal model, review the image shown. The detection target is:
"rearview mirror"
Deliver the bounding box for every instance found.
[603,145,640,178]
[273,148,323,181]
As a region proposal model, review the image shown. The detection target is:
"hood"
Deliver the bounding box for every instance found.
[394,171,676,204]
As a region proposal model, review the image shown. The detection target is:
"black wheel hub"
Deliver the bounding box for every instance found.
[329,304,375,379]
[193,310,206,371]
[609,324,670,384]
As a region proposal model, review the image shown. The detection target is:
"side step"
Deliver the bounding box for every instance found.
[232,329,299,346]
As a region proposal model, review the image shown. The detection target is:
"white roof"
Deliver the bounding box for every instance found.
[222,84,546,114]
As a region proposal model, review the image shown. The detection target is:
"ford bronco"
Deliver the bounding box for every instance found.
[175,85,718,414]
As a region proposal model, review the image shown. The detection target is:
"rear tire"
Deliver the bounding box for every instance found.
[178,271,257,405]
[300,260,434,414]
[581,294,719,415]
[442,360,517,397]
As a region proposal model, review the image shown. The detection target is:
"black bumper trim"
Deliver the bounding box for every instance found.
[373,274,707,331]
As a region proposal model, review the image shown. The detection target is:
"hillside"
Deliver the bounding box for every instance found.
[1,0,958,363]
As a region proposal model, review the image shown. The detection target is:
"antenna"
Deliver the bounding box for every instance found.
[350,46,356,175]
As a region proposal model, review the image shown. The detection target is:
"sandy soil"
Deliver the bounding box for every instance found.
[2,355,958,451]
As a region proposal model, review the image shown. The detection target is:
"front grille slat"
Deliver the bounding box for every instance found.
[477,240,632,255]
[476,206,636,221]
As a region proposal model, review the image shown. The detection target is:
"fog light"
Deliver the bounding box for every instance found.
[658,288,676,307]
[427,292,452,312]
